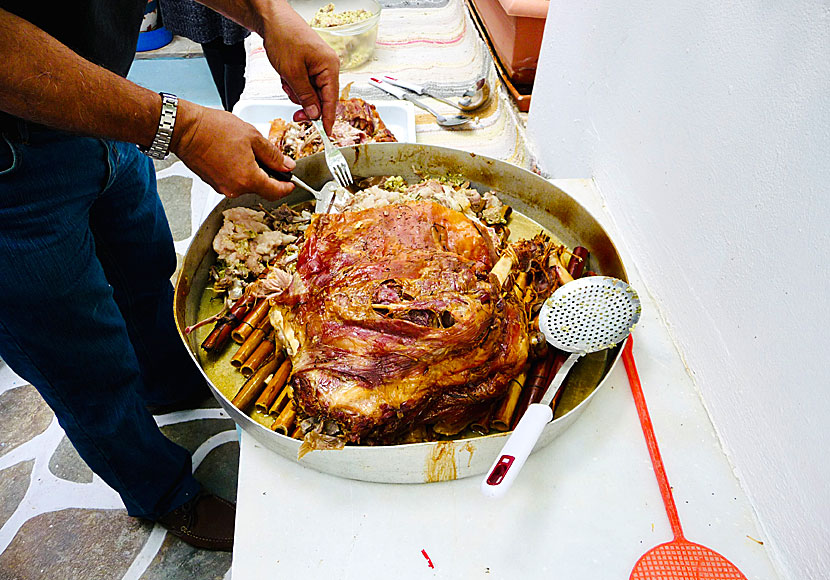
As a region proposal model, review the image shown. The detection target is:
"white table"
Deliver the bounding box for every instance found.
[232,180,780,580]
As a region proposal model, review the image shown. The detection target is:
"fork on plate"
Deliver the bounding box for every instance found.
[311,118,353,188]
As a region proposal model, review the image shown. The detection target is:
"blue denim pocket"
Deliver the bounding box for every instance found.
[0,136,20,176]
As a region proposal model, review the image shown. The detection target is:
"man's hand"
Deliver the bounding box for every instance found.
[171,100,296,201]
[259,2,340,134]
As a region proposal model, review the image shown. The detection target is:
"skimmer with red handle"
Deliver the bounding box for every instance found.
[623,337,747,580]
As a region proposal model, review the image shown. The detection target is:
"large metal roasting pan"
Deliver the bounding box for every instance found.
[174,143,628,484]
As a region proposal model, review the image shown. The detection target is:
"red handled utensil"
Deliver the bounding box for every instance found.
[622,337,747,580]
[381,76,465,111]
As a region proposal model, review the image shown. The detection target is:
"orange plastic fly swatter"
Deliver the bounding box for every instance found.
[622,337,747,580]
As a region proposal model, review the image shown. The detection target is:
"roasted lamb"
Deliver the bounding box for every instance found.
[269,201,530,447]
[202,176,572,451]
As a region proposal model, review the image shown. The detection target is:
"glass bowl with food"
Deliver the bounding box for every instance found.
[293,0,382,69]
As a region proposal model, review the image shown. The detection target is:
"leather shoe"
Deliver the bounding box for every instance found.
[157,490,236,551]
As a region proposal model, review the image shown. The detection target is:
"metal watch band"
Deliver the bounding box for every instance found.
[142,92,178,160]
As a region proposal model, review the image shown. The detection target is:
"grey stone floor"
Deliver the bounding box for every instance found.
[0,158,237,580]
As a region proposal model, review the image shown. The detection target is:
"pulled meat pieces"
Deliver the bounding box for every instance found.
[268,97,396,160]
[270,201,528,444]
[210,205,305,302]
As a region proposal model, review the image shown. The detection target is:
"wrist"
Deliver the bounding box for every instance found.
[168,99,202,159]
[140,92,178,160]
[253,0,296,37]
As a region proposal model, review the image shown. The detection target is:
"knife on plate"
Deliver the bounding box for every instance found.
[381,76,464,111]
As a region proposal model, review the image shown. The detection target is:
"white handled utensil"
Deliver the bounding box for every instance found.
[481,276,642,498]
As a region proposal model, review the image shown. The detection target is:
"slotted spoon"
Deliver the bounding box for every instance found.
[481,276,642,498]
[623,337,748,580]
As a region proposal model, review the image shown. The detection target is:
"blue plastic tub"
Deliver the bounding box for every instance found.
[137,26,173,52]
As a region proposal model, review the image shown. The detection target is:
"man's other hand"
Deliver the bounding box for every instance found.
[171,101,295,201]
[259,2,340,134]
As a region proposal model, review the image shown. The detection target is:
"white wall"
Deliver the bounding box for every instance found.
[526,2,830,579]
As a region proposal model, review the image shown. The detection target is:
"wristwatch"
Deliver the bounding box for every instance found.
[141,92,178,160]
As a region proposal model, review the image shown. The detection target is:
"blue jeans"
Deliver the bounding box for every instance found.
[0,125,204,519]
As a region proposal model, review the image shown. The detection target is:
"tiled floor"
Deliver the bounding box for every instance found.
[0,39,237,580]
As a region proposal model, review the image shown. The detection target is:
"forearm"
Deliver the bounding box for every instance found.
[0,8,163,147]
[195,0,291,37]
[196,0,340,129]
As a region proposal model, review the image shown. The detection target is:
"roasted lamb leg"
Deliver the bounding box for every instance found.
[270,201,529,447]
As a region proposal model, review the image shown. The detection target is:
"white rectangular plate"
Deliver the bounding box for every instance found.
[233,98,416,143]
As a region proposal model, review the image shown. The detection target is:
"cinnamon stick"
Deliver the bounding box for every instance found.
[290,424,304,439]
[240,336,276,377]
[511,348,554,428]
[201,295,253,352]
[271,402,296,435]
[568,246,590,278]
[231,299,271,344]
[255,357,291,413]
[231,318,272,368]
[470,405,494,436]
[230,355,280,411]
[267,381,293,416]
[491,371,526,431]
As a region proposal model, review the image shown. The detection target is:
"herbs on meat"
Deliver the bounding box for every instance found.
[210,205,309,303]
